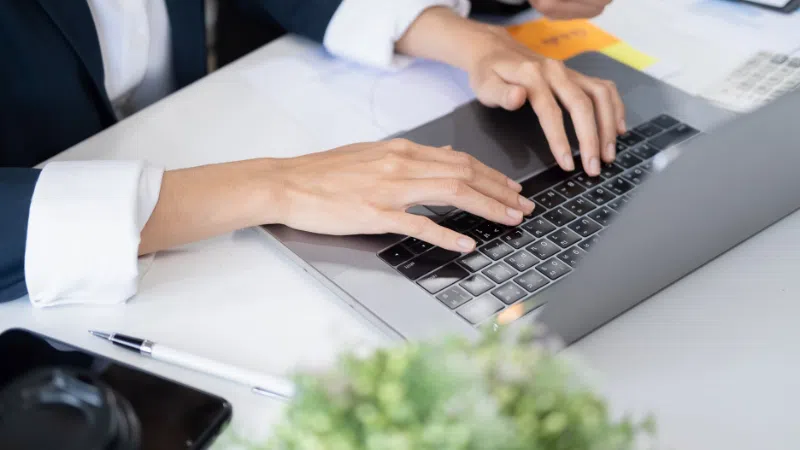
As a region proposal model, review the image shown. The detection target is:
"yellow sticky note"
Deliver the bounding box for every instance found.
[599,41,658,70]
[507,19,620,61]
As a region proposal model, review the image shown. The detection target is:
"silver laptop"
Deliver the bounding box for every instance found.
[262,52,800,345]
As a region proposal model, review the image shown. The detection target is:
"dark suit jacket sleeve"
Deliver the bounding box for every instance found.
[0,168,41,302]
[233,0,344,42]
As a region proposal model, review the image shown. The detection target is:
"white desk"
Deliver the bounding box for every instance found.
[3,3,800,449]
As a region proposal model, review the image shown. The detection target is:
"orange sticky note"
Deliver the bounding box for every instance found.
[507,19,620,61]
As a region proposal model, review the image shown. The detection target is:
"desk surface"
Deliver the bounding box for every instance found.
[3,4,800,449]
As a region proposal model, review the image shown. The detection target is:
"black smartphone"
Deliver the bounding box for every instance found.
[0,328,232,450]
[737,0,799,13]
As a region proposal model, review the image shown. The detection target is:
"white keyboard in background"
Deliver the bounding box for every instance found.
[702,51,800,112]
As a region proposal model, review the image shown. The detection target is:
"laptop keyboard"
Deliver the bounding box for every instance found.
[378,115,701,327]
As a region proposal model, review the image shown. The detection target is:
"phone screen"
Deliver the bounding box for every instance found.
[0,328,232,450]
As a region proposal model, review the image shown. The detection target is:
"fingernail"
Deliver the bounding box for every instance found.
[507,207,523,220]
[589,157,601,176]
[507,178,522,191]
[457,237,475,251]
[618,120,627,132]
[519,196,535,212]
[606,143,616,161]
[561,153,575,171]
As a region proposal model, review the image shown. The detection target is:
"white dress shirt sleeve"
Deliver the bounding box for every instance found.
[25,161,163,307]
[323,0,472,70]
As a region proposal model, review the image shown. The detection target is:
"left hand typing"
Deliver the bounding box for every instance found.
[398,9,625,177]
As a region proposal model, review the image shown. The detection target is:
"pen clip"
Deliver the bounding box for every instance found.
[251,386,291,402]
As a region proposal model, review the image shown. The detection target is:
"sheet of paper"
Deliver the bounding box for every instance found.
[239,45,475,147]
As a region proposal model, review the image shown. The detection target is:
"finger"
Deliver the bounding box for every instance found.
[542,61,602,176]
[530,0,604,19]
[399,179,525,226]
[406,144,523,192]
[384,212,476,253]
[576,76,618,163]
[393,159,534,215]
[493,60,575,172]
[471,70,527,110]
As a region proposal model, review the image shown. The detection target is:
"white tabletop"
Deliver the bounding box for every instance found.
[3,3,800,449]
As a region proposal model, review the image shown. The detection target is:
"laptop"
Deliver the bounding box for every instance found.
[262,51,800,345]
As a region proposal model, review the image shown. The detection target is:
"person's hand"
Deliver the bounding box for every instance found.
[466,26,625,176]
[396,8,625,177]
[528,0,613,19]
[261,139,535,252]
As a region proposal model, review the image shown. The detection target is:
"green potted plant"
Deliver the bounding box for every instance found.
[228,326,654,450]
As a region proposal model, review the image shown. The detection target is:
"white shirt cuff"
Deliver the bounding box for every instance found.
[323,0,471,70]
[25,161,164,307]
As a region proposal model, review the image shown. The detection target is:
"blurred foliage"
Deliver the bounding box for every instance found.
[235,326,654,450]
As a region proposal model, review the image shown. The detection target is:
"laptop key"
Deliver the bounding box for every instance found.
[417,263,469,294]
[615,141,628,153]
[567,218,602,238]
[483,262,517,284]
[514,270,549,293]
[504,250,539,272]
[527,239,561,260]
[492,282,528,305]
[563,197,596,216]
[618,130,646,147]
[532,190,567,209]
[554,180,586,199]
[631,143,660,160]
[607,195,630,211]
[578,235,600,252]
[460,273,495,296]
[557,246,586,267]
[600,163,624,179]
[398,247,460,280]
[536,258,573,281]
[584,187,616,205]
[521,217,556,238]
[547,228,582,248]
[649,123,699,150]
[501,229,536,249]
[442,211,482,232]
[605,177,635,196]
[472,223,509,242]
[543,207,577,227]
[457,295,505,325]
[404,237,433,254]
[633,121,663,138]
[378,244,413,266]
[459,252,492,272]
[436,286,472,309]
[572,172,602,188]
[588,206,616,227]
[616,152,643,169]
[652,114,679,129]
[623,167,649,185]
[480,240,515,260]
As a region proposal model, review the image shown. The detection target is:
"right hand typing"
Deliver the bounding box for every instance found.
[260,139,536,252]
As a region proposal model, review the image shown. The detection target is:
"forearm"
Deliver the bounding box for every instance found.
[396,6,502,72]
[138,159,277,255]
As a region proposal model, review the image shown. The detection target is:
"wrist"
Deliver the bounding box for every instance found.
[397,7,509,72]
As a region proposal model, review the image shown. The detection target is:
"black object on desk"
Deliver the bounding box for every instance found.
[737,0,799,13]
[0,328,232,450]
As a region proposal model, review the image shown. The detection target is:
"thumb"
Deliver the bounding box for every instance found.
[472,71,527,111]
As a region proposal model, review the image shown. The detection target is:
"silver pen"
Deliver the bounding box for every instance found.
[89,330,295,401]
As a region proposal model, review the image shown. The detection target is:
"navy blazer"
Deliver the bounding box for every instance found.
[0,0,343,302]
